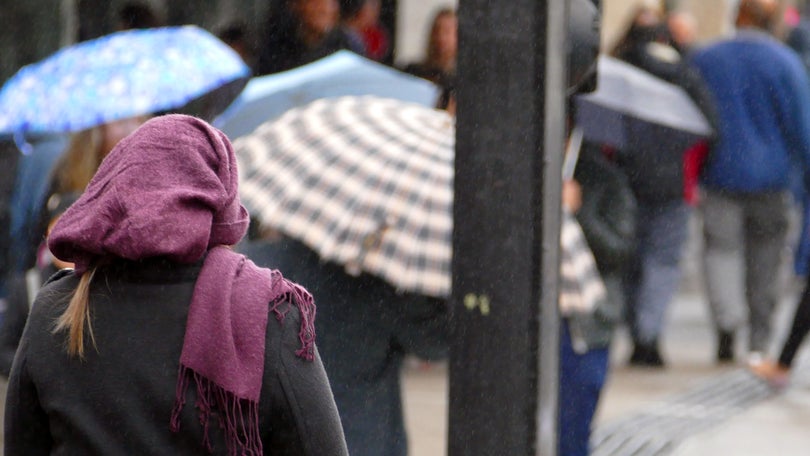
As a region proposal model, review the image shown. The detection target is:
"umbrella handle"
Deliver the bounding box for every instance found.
[562,126,584,181]
[13,131,34,155]
[360,222,391,253]
[346,217,394,276]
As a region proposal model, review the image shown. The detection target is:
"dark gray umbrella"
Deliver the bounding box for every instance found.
[574,55,712,151]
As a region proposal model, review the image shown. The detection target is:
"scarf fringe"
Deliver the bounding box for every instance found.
[171,365,263,456]
[170,271,316,454]
[269,274,317,361]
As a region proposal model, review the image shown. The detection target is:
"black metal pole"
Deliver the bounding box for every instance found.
[448,0,567,455]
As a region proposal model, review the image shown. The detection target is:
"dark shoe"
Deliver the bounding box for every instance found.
[717,331,735,363]
[647,345,665,367]
[629,343,665,368]
[629,345,647,365]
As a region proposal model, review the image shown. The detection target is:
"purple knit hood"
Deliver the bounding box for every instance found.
[49,114,248,270]
[48,115,316,455]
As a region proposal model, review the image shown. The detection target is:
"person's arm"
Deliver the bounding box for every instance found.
[0,273,34,377]
[264,304,349,455]
[4,333,53,455]
[780,54,810,188]
[575,152,637,271]
[677,64,720,139]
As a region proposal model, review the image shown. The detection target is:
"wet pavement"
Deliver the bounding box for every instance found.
[401,290,810,456]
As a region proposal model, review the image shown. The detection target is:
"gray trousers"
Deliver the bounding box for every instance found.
[700,189,791,353]
[626,201,691,346]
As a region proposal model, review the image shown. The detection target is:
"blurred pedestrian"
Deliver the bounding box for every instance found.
[784,5,810,74]
[5,135,67,276]
[4,115,348,455]
[231,94,457,456]
[0,140,20,296]
[609,3,717,367]
[666,9,698,53]
[238,236,447,456]
[256,0,364,75]
[116,1,165,31]
[402,8,457,86]
[690,0,810,363]
[749,280,810,387]
[0,191,78,377]
[339,0,390,62]
[557,3,616,454]
[559,142,636,456]
[216,19,256,70]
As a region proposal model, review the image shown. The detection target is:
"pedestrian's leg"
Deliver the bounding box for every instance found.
[623,257,641,344]
[624,204,647,349]
[745,192,790,354]
[778,279,810,367]
[629,201,690,364]
[559,322,609,456]
[700,191,747,359]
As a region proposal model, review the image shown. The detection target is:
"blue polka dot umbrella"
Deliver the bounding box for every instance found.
[0,25,250,136]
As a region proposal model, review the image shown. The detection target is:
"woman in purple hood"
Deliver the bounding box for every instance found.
[4,115,348,455]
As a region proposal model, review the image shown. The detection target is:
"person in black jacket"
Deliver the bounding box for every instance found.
[610,5,717,367]
[238,237,447,456]
[4,115,348,455]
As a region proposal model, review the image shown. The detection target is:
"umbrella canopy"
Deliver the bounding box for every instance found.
[0,25,250,135]
[574,55,712,150]
[235,96,454,298]
[214,50,440,139]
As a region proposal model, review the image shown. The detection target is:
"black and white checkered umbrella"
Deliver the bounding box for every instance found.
[234,96,455,298]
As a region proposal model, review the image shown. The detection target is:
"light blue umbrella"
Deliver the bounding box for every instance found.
[0,25,250,136]
[213,50,440,139]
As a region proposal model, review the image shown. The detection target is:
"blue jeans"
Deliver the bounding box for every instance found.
[559,322,609,456]
[625,201,691,346]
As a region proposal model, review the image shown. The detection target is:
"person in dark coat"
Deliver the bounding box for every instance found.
[256,0,363,75]
[609,5,717,367]
[238,237,447,456]
[4,115,348,456]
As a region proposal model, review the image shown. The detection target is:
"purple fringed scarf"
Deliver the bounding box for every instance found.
[170,246,315,455]
[48,115,316,455]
